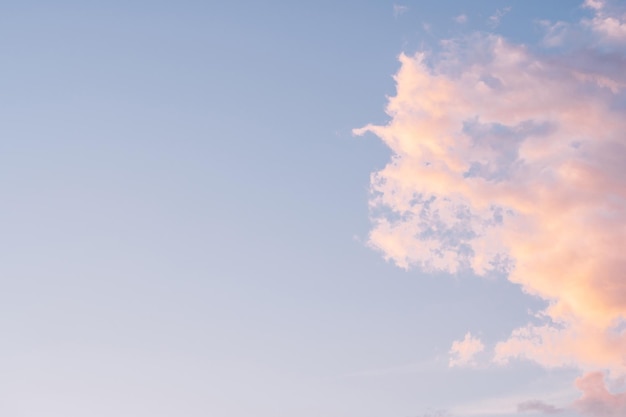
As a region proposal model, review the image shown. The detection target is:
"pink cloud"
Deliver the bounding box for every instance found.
[354,2,626,414]
[449,332,484,367]
[574,372,626,417]
[583,0,626,43]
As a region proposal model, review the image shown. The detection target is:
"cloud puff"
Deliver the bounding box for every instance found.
[454,14,468,24]
[354,0,626,398]
[574,372,626,416]
[449,332,484,367]
[583,0,626,42]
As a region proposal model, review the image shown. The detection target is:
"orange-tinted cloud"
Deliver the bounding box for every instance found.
[354,0,626,402]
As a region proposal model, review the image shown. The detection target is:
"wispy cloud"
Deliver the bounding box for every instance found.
[393,4,409,18]
[355,1,626,415]
[454,14,468,24]
[488,7,511,28]
[450,389,573,417]
[537,20,570,47]
[517,399,565,414]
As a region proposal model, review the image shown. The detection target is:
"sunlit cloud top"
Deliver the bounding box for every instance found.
[355,1,626,415]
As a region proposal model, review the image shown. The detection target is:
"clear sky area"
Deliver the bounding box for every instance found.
[2,1,625,416]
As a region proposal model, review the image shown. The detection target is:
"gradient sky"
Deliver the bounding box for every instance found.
[2,1,625,417]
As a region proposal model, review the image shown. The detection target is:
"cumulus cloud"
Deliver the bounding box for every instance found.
[449,332,484,367]
[574,372,626,416]
[354,1,626,412]
[583,0,626,43]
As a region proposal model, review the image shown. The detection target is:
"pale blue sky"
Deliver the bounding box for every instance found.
[0,1,613,416]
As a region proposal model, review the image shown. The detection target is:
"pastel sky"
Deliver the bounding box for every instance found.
[2,1,625,417]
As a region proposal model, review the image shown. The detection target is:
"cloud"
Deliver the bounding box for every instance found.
[574,372,626,416]
[537,20,570,47]
[584,0,605,11]
[582,0,626,43]
[354,1,626,414]
[454,14,468,24]
[393,4,409,18]
[450,390,573,417]
[449,332,484,367]
[517,399,564,414]
[489,7,511,28]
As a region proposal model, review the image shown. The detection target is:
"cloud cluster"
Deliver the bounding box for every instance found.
[355,1,626,414]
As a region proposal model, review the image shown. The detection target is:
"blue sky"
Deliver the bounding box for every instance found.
[2,1,625,416]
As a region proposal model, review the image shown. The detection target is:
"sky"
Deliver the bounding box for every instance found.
[1,1,625,417]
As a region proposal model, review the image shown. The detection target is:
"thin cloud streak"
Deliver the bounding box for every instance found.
[450,389,575,417]
[517,399,565,414]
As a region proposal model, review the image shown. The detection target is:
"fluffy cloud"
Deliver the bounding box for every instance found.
[449,332,484,367]
[354,0,626,408]
[583,0,626,43]
[574,372,626,416]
